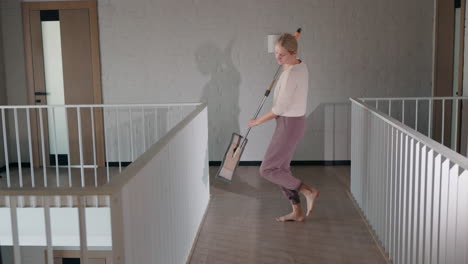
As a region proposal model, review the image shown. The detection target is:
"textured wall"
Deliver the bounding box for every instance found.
[1,0,435,162]
[0,0,27,106]
[98,0,434,161]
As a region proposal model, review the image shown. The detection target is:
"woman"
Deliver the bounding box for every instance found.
[248,33,320,222]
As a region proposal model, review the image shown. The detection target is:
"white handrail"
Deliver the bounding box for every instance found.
[0,103,207,195]
[351,97,468,264]
[0,103,202,109]
[0,103,209,264]
[361,96,468,101]
[350,98,468,170]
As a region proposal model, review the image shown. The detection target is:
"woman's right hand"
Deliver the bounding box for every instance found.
[247,119,259,128]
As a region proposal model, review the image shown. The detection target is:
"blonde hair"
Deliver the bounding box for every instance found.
[276,33,298,54]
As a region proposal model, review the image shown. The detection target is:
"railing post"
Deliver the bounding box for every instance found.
[13,109,23,187]
[26,109,35,187]
[141,106,146,153]
[10,196,21,264]
[429,99,433,138]
[2,108,11,187]
[44,197,53,264]
[51,108,60,187]
[104,108,110,182]
[64,107,72,187]
[111,192,125,264]
[129,107,134,161]
[415,99,419,132]
[388,100,392,117]
[39,108,47,187]
[77,107,85,187]
[78,196,89,264]
[402,100,405,124]
[116,108,122,172]
[91,107,98,187]
[442,99,445,146]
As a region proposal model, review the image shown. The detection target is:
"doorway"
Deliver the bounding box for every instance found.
[51,250,112,264]
[22,1,104,168]
[433,0,466,152]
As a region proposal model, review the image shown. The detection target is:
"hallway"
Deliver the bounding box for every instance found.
[189,166,388,264]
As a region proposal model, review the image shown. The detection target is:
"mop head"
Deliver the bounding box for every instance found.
[216,133,247,183]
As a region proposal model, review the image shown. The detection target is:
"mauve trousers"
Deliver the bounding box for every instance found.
[259,116,305,204]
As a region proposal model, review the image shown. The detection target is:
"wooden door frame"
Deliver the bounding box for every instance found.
[432,0,466,151]
[22,0,105,167]
[456,0,466,153]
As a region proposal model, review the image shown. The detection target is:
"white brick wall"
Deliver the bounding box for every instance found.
[98,0,434,161]
[1,0,435,162]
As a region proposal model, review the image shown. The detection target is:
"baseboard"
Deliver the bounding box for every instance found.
[0,162,32,173]
[1,160,350,172]
[209,160,351,166]
[345,190,391,263]
[186,196,211,264]
[107,162,132,167]
[0,162,132,172]
[49,154,68,166]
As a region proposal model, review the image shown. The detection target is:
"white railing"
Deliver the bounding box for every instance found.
[0,103,197,189]
[0,193,113,264]
[362,96,468,154]
[108,104,210,264]
[0,103,210,264]
[351,98,468,264]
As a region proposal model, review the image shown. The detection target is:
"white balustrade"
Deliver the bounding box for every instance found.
[351,98,468,264]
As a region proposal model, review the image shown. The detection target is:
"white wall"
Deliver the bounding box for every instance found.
[1,0,435,162]
[0,0,29,165]
[98,0,434,161]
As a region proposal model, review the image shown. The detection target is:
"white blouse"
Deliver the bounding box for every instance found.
[271,62,309,117]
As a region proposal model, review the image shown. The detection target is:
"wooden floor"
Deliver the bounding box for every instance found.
[189,166,388,264]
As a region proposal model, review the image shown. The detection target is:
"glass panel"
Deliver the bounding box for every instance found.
[50,208,79,247]
[17,208,46,246]
[85,208,112,248]
[41,21,69,157]
[0,208,12,245]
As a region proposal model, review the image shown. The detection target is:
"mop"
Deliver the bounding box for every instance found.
[216,28,302,182]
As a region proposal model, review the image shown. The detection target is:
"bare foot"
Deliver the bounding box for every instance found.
[275,211,305,222]
[301,187,320,216]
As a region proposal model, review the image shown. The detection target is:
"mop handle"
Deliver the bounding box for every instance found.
[243,65,282,141]
[237,28,302,150]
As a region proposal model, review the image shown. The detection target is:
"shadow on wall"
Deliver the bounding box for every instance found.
[104,107,170,162]
[295,102,351,161]
[195,40,241,161]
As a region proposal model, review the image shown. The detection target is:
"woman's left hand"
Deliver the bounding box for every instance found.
[248,119,259,128]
